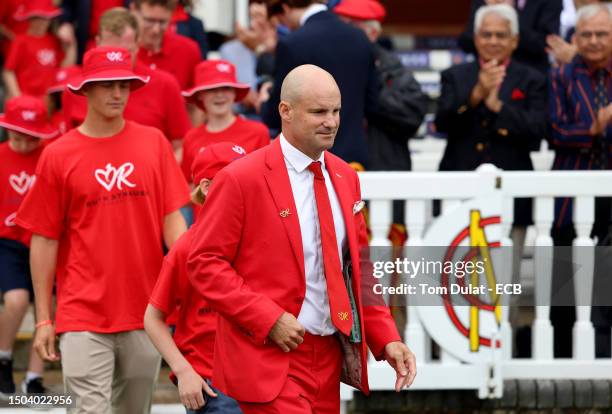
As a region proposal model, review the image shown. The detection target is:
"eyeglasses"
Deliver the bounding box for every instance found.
[576,31,611,41]
[136,11,170,29]
[477,31,513,40]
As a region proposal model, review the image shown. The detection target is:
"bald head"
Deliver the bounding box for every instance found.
[278,64,342,160]
[280,64,340,106]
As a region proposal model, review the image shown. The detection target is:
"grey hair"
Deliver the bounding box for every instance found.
[576,4,612,28]
[474,4,519,35]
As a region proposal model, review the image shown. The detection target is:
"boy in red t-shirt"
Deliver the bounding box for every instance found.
[15,46,190,413]
[0,95,59,398]
[181,60,271,184]
[145,142,246,413]
[2,0,76,98]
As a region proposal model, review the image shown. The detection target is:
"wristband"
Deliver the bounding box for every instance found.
[35,319,53,329]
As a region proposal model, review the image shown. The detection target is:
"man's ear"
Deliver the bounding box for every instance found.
[279,100,292,122]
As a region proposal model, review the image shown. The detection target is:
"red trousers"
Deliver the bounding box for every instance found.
[239,333,343,414]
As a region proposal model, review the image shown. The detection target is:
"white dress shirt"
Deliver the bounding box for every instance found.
[280,134,346,335]
[299,3,327,27]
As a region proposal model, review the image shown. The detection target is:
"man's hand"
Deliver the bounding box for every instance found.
[33,324,60,362]
[255,81,273,114]
[384,341,416,392]
[546,34,577,65]
[268,312,305,352]
[590,104,612,136]
[471,60,506,107]
[485,86,504,113]
[57,23,76,46]
[176,366,217,411]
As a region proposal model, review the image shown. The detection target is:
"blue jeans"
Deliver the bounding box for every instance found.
[185,382,242,414]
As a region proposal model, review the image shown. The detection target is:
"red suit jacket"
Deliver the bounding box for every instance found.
[187,138,401,403]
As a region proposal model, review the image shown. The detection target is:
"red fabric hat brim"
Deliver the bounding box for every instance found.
[182,83,251,110]
[67,72,150,95]
[14,8,62,21]
[0,114,59,140]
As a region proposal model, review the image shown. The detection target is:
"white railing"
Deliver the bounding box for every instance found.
[341,166,612,402]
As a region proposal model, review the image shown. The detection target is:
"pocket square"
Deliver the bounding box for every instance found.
[511,88,525,100]
[353,200,365,215]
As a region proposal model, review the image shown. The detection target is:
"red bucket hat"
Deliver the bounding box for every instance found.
[191,142,248,184]
[67,47,149,95]
[334,0,386,22]
[0,95,59,140]
[47,65,82,94]
[13,0,62,21]
[182,60,251,110]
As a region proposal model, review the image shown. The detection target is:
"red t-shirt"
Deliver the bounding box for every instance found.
[149,230,216,379]
[0,0,28,57]
[15,121,190,334]
[5,33,64,97]
[0,143,43,247]
[62,63,191,141]
[89,0,124,39]
[137,31,202,90]
[181,116,270,181]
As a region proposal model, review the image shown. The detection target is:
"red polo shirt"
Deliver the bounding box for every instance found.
[62,62,191,141]
[0,0,28,57]
[137,31,202,90]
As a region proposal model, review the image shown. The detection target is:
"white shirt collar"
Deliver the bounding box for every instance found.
[279,133,325,173]
[299,3,327,27]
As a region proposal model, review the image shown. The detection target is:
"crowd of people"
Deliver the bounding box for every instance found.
[0,0,610,412]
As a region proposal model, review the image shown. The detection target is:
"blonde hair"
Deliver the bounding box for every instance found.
[99,7,140,37]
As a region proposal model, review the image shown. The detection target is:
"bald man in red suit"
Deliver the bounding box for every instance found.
[187,64,416,413]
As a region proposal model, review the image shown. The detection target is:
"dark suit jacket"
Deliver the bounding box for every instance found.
[458,0,562,75]
[262,11,378,167]
[435,60,547,224]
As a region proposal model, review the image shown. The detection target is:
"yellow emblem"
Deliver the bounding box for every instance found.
[338,312,349,321]
[279,208,291,218]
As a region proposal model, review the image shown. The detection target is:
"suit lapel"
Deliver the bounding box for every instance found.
[264,140,305,280]
[499,61,518,103]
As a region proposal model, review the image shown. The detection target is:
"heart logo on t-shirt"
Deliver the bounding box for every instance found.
[232,145,246,155]
[4,212,16,227]
[9,171,35,195]
[37,49,57,66]
[94,162,136,192]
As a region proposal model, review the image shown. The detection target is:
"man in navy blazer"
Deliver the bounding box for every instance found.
[261,0,378,169]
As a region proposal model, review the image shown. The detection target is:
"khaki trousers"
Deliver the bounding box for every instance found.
[59,330,161,414]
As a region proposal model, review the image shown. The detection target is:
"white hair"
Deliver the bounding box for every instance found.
[576,4,612,28]
[474,4,519,36]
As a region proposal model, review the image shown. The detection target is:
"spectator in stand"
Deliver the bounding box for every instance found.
[145,142,246,414]
[334,0,427,247]
[15,46,189,414]
[62,7,191,149]
[260,0,379,169]
[435,4,547,312]
[132,0,202,90]
[0,96,59,399]
[2,0,77,99]
[181,60,270,187]
[547,0,610,65]
[0,0,28,60]
[169,0,208,59]
[459,0,563,75]
[58,0,128,63]
[548,4,612,358]
[220,0,278,116]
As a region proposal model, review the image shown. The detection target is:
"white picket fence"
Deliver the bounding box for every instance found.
[342,165,612,402]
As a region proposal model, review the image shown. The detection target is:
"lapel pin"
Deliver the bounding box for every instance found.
[280,208,291,218]
[338,311,349,321]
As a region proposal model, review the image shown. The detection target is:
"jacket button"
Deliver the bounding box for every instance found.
[498,128,509,136]
[476,143,485,152]
[481,121,488,128]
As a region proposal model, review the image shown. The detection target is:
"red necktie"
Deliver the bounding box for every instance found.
[308,161,353,336]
